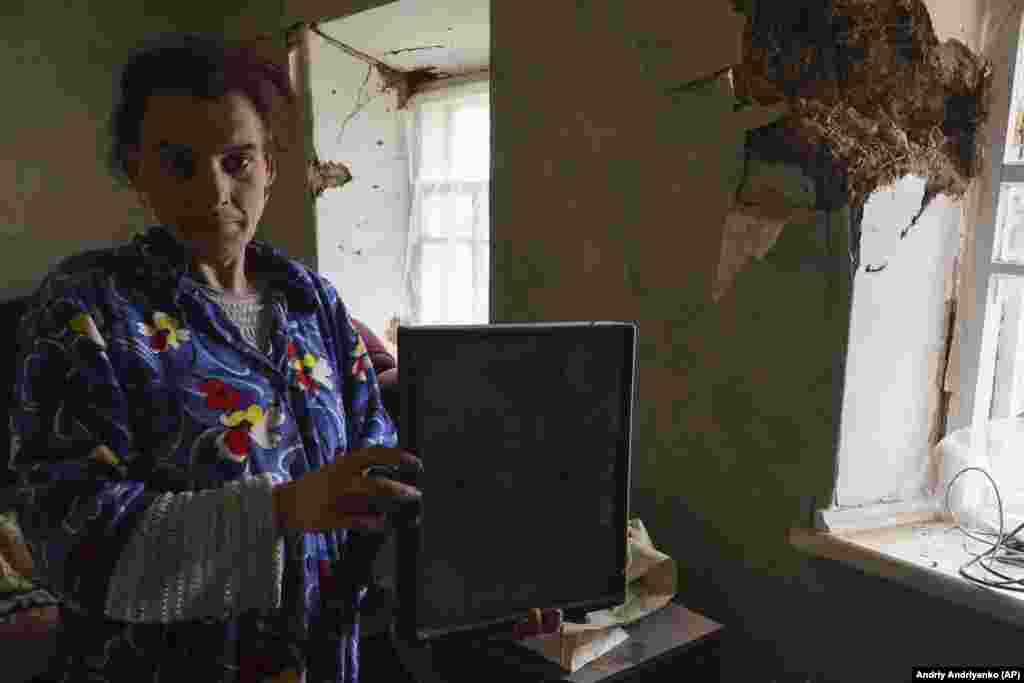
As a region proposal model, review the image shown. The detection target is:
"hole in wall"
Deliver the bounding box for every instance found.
[731,0,993,266]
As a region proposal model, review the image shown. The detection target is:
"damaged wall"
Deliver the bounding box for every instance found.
[304,4,489,338]
[494,1,840,674]
[711,0,992,308]
[307,25,409,337]
[834,0,986,509]
[6,0,1024,679]
[734,0,992,226]
[495,0,1023,680]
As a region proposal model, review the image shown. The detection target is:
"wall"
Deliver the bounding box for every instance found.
[494,1,1024,680]
[8,0,1024,680]
[495,0,837,581]
[835,177,961,507]
[307,27,409,337]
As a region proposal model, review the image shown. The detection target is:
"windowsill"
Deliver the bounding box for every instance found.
[789,498,1024,629]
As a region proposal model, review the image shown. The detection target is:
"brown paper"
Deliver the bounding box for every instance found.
[518,518,677,672]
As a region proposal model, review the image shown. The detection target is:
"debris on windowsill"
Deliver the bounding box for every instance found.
[790,520,1024,630]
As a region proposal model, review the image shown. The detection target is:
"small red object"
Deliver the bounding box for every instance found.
[511,607,563,640]
[540,608,562,634]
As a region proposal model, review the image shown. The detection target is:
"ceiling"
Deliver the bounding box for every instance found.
[319,0,489,77]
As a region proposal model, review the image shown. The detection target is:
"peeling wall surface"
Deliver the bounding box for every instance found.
[308,27,408,336]
[734,0,992,215]
[830,1,992,508]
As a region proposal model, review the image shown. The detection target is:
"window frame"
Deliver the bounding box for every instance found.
[945,23,1024,435]
[405,79,491,326]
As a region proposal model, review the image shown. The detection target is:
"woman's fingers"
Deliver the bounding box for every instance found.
[365,471,421,499]
[342,447,422,475]
[273,447,423,533]
[336,477,420,515]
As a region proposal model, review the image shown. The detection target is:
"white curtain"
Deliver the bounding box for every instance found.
[400,79,490,326]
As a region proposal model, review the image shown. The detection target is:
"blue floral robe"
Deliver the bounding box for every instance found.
[7,225,398,682]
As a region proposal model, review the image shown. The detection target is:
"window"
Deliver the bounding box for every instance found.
[835,19,1024,530]
[400,79,490,325]
[959,25,1024,429]
[943,21,1024,528]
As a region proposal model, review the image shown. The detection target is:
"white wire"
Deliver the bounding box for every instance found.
[945,466,1024,590]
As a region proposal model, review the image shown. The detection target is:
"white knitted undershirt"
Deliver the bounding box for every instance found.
[194,282,275,353]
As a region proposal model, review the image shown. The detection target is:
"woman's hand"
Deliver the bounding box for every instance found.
[272,448,422,534]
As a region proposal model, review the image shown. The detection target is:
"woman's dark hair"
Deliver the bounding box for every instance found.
[107,33,296,186]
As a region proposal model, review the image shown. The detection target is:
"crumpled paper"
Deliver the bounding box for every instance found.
[517,518,677,672]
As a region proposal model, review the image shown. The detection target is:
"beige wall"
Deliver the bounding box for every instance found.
[494,0,827,581]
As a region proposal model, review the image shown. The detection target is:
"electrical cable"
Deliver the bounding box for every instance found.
[945,466,1024,591]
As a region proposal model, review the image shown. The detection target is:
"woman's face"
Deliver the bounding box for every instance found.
[127,90,276,263]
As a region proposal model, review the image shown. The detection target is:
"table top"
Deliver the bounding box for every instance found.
[474,602,723,682]
[362,588,724,683]
[573,603,720,681]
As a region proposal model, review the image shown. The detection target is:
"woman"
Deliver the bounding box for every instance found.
[7,34,420,682]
